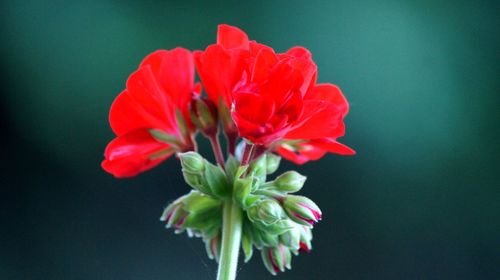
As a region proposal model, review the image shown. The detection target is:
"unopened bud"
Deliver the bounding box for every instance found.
[268,171,306,193]
[249,154,267,183]
[179,152,212,195]
[179,152,205,174]
[279,225,301,253]
[283,195,322,227]
[265,153,281,175]
[298,225,313,253]
[189,97,218,136]
[247,199,293,235]
[261,244,292,275]
[160,201,188,231]
[204,234,222,262]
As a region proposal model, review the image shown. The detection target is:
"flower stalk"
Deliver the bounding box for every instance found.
[217,199,243,280]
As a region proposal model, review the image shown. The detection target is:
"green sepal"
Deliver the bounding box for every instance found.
[204,162,229,198]
[233,176,253,209]
[241,225,254,263]
[249,153,267,183]
[261,249,278,276]
[149,129,182,147]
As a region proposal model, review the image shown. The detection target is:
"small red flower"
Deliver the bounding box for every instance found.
[275,83,355,164]
[102,48,200,177]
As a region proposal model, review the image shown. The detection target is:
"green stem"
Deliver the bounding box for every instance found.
[217,200,243,280]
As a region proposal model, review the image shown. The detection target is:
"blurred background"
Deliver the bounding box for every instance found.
[1,0,499,279]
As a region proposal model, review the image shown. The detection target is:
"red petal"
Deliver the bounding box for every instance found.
[310,139,356,155]
[217,24,249,50]
[102,129,173,177]
[250,47,278,83]
[306,83,349,115]
[233,91,275,124]
[285,46,312,59]
[276,144,327,165]
[194,45,249,107]
[285,100,345,140]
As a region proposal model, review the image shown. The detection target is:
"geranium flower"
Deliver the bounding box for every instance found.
[195,25,317,146]
[275,83,355,164]
[102,48,200,177]
[194,24,353,162]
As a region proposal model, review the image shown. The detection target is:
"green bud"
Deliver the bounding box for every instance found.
[247,199,293,235]
[249,154,267,183]
[265,153,281,174]
[269,171,306,193]
[283,195,322,227]
[179,152,205,174]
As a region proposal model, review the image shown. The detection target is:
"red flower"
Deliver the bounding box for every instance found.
[195,24,317,145]
[102,48,200,177]
[275,83,355,164]
[195,24,353,161]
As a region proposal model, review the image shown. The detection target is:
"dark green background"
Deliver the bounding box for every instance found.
[1,0,499,279]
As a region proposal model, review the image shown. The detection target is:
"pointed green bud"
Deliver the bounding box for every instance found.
[283,195,322,227]
[161,191,222,233]
[264,171,306,193]
[247,199,293,235]
[265,153,281,174]
[261,244,292,275]
[179,152,205,173]
[189,97,218,136]
[179,152,213,195]
[160,200,188,231]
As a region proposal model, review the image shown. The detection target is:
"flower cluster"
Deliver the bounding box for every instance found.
[102,24,354,276]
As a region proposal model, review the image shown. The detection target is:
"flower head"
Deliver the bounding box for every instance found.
[195,24,354,161]
[102,48,200,177]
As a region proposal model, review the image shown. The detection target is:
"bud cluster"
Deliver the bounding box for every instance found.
[163,151,322,275]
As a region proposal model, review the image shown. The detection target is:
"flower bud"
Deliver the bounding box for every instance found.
[265,153,281,175]
[204,234,222,262]
[189,97,218,136]
[247,199,293,235]
[279,225,301,252]
[283,195,322,227]
[179,152,205,174]
[261,244,292,275]
[268,171,306,193]
[249,154,267,183]
[179,152,213,195]
[160,201,188,230]
[298,225,313,253]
